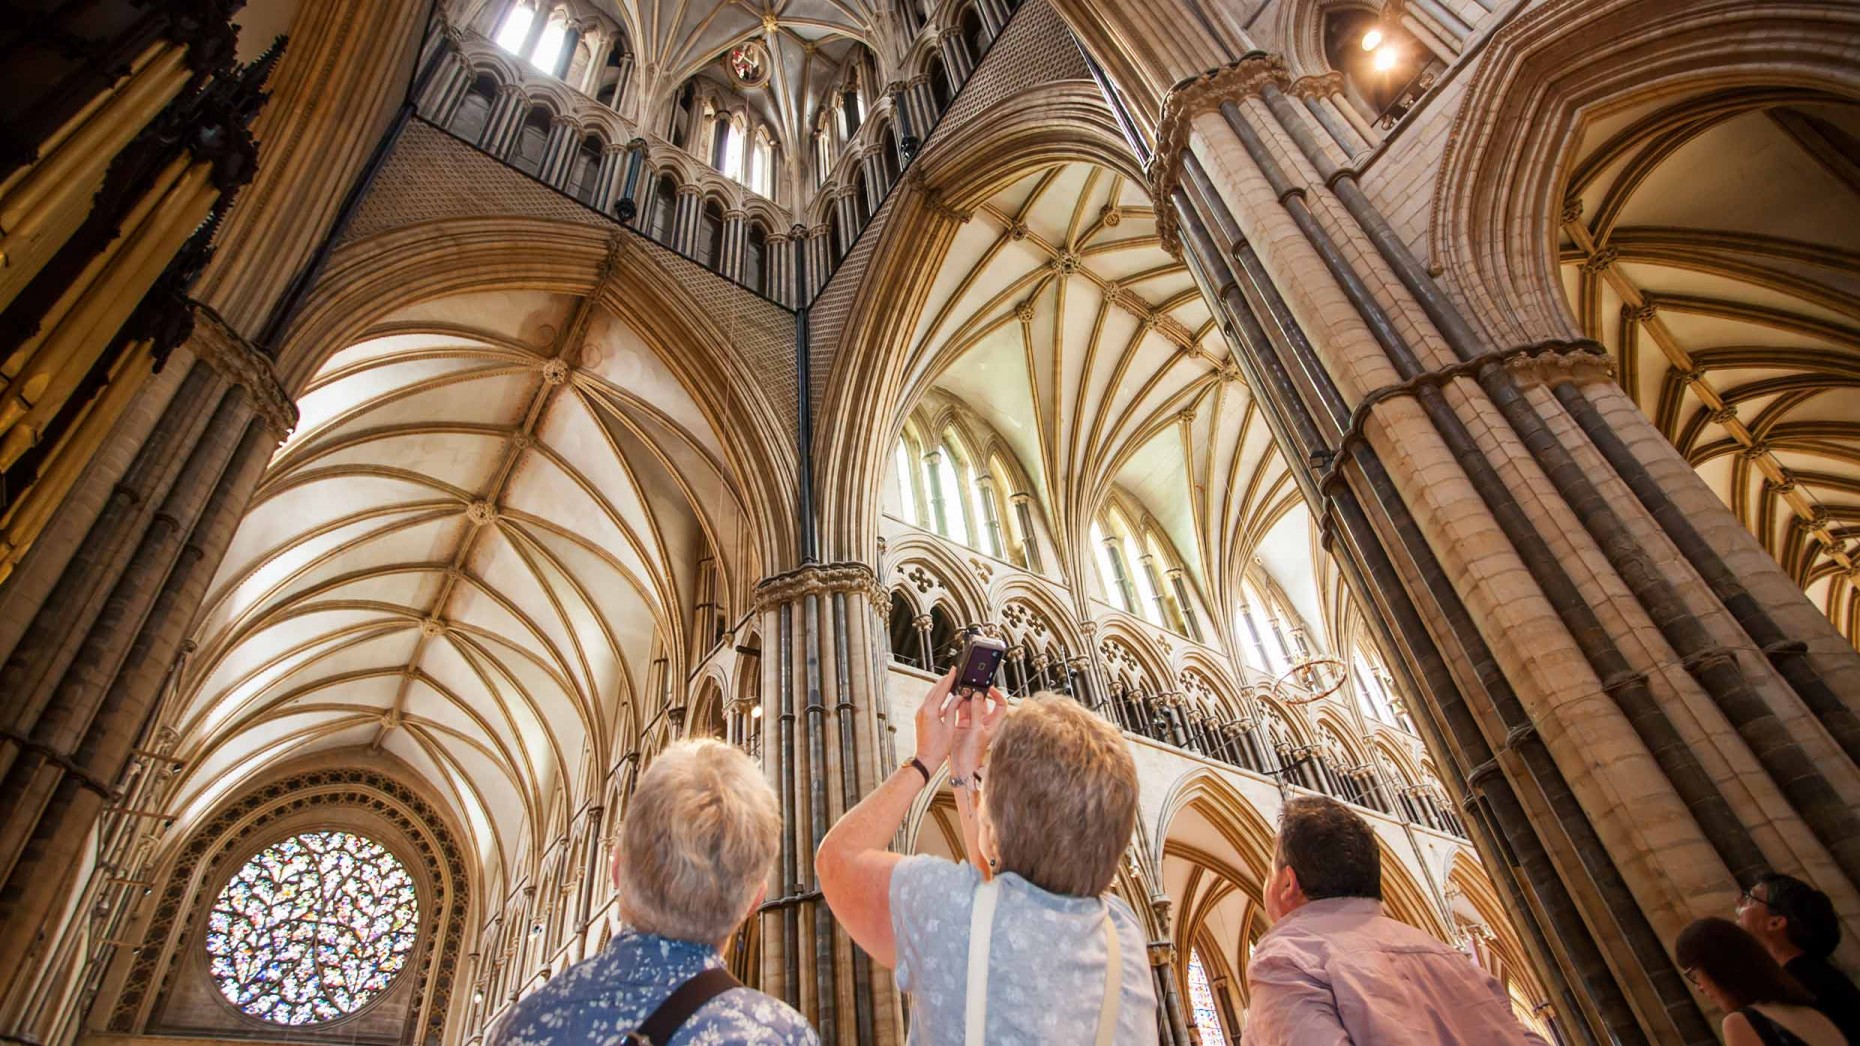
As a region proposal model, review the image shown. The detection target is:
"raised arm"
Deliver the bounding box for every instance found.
[815,670,959,970]
[948,687,1007,876]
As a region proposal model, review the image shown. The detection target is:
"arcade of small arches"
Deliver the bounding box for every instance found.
[421,0,1022,300]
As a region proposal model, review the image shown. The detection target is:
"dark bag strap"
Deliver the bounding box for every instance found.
[623,967,740,1046]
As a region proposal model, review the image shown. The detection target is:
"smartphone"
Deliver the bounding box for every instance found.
[943,631,1007,709]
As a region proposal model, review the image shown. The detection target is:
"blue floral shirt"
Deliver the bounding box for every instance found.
[489,927,818,1046]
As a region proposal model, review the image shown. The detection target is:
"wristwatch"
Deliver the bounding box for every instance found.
[949,768,984,790]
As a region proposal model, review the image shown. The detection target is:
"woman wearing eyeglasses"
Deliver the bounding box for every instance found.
[1675,917,1848,1045]
[816,669,1159,1045]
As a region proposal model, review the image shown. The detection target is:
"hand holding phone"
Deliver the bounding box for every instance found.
[942,631,1008,711]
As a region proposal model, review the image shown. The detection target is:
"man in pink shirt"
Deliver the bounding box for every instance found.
[1245,795,1552,1045]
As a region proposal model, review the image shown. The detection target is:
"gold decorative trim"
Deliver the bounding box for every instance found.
[189,303,299,439]
[1148,54,1291,256]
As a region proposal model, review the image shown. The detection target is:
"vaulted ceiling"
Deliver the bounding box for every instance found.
[166,287,760,897]
[600,0,883,159]
[892,161,1326,648]
[1560,89,1860,646]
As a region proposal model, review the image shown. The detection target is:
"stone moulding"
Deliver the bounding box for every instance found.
[1314,337,1610,506]
[751,560,890,614]
[1147,52,1292,256]
[1287,70,1346,101]
[189,302,299,439]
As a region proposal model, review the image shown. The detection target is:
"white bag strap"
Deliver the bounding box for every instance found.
[964,879,1001,1046]
[1095,913,1121,1046]
[965,880,1124,1046]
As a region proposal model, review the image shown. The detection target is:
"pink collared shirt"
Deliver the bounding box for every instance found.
[1244,897,1552,1046]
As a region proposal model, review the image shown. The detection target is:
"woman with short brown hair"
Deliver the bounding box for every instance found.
[816,669,1158,1045]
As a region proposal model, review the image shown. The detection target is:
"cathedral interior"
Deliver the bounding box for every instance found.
[1,0,1857,1043]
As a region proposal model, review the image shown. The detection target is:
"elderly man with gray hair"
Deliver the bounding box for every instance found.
[490,739,817,1046]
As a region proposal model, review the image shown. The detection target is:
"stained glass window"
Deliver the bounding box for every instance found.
[207,831,420,1025]
[1186,949,1229,1046]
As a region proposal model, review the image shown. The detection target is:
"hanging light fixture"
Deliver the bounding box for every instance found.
[1373,44,1400,72]
[1361,26,1384,50]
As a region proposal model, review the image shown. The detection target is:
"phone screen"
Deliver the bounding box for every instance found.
[958,644,1004,690]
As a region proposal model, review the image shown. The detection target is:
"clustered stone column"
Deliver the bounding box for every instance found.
[750,562,899,1046]
[671,184,704,255]
[0,304,296,997]
[481,82,530,153]
[1147,52,1860,1046]
[720,209,750,282]
[938,28,975,82]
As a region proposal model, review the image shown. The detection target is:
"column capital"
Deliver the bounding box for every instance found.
[1288,70,1346,100]
[1149,53,1292,255]
[188,301,298,439]
[751,561,888,613]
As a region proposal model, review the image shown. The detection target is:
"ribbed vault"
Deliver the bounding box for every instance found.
[1559,89,1860,645]
[167,287,761,896]
[878,160,1305,640]
[603,0,882,153]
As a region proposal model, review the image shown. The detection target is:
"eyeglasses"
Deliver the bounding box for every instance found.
[1738,887,1771,911]
[1683,967,1702,990]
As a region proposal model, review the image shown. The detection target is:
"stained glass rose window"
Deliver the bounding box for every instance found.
[206,831,419,1024]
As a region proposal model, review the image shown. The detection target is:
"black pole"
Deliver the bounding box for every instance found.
[616,137,645,222]
[794,230,817,563]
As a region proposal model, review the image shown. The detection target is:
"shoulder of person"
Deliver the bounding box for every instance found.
[703,987,822,1044]
[1246,914,1337,978]
[1105,891,1141,925]
[892,851,980,904]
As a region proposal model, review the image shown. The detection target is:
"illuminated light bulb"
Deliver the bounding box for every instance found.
[1372,45,1400,72]
[751,705,763,719]
[1361,27,1383,51]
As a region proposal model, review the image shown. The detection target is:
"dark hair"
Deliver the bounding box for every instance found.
[1754,873,1841,958]
[1675,917,1815,1009]
[1276,795,1381,901]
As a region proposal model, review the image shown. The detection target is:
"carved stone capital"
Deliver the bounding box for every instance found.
[1501,338,1615,385]
[1288,71,1346,100]
[188,302,298,439]
[751,561,889,614]
[1149,53,1292,255]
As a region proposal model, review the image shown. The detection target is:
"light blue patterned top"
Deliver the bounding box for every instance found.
[890,854,1160,1045]
[488,927,818,1046]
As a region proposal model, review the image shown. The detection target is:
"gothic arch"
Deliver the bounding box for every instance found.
[886,533,991,624]
[1431,0,1860,348]
[104,761,470,1044]
[1275,0,1379,80]
[273,215,797,561]
[813,81,1149,563]
[1377,837,1449,940]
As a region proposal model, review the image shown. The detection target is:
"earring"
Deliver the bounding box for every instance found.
[987,856,999,870]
